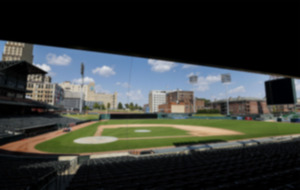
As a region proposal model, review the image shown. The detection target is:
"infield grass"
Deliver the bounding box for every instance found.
[102,127,189,138]
[35,119,300,154]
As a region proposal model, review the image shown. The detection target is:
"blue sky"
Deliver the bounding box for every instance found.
[1,40,298,106]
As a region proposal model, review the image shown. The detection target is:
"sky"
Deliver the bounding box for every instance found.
[1,40,299,106]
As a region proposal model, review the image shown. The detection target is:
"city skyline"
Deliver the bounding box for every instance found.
[1,40,298,106]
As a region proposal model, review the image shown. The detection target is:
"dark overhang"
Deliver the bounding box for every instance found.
[0,61,47,75]
[0,5,298,78]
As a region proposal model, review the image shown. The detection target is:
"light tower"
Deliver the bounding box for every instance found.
[221,74,231,116]
[79,63,84,114]
[189,74,198,113]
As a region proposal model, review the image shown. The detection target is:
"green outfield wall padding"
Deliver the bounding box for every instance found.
[99,114,111,120]
[191,116,232,120]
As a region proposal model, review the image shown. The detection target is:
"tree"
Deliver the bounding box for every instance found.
[134,103,139,110]
[129,102,134,110]
[107,103,111,110]
[83,105,90,111]
[118,102,123,109]
[93,103,100,109]
[101,104,106,110]
[204,99,211,107]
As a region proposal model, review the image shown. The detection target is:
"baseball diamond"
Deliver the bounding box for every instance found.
[1,119,300,155]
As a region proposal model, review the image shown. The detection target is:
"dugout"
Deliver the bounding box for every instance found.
[14,123,58,137]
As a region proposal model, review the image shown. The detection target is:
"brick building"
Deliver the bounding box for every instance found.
[158,102,185,113]
[212,97,270,115]
[166,90,194,113]
[195,98,206,111]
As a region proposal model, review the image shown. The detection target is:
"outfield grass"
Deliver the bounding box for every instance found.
[63,114,99,120]
[35,119,300,154]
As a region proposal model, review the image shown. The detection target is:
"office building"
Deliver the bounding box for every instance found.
[149,90,166,113]
[26,82,64,106]
[27,75,51,83]
[59,81,117,109]
[59,91,83,111]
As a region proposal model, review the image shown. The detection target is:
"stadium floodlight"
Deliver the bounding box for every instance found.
[79,63,84,114]
[189,75,198,113]
[189,75,198,84]
[221,74,231,116]
[221,74,231,83]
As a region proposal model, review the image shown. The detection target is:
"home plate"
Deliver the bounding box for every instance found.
[74,136,118,144]
[135,129,151,133]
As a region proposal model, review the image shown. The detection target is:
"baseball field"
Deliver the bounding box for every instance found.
[33,119,300,154]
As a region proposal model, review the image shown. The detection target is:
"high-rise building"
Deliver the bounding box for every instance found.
[2,41,33,64]
[149,90,166,113]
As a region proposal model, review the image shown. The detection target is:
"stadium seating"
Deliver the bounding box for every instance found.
[67,139,300,189]
[0,155,70,190]
[0,114,80,136]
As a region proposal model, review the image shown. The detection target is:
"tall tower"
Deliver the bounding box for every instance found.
[2,41,33,64]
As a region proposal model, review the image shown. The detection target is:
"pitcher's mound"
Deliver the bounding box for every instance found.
[135,129,151,133]
[74,136,118,144]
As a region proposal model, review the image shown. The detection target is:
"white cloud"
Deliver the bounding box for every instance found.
[228,85,246,94]
[92,65,116,77]
[211,92,225,101]
[34,63,51,72]
[191,74,221,92]
[182,64,196,69]
[126,90,144,101]
[148,59,176,73]
[295,80,300,92]
[72,76,95,84]
[95,84,110,94]
[206,75,221,83]
[34,63,56,76]
[116,82,130,88]
[46,53,71,66]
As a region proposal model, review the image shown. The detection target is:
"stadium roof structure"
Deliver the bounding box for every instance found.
[0,61,46,75]
[0,5,298,78]
[0,96,58,110]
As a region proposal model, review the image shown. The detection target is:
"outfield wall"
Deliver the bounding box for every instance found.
[100,113,157,120]
[100,113,231,120]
